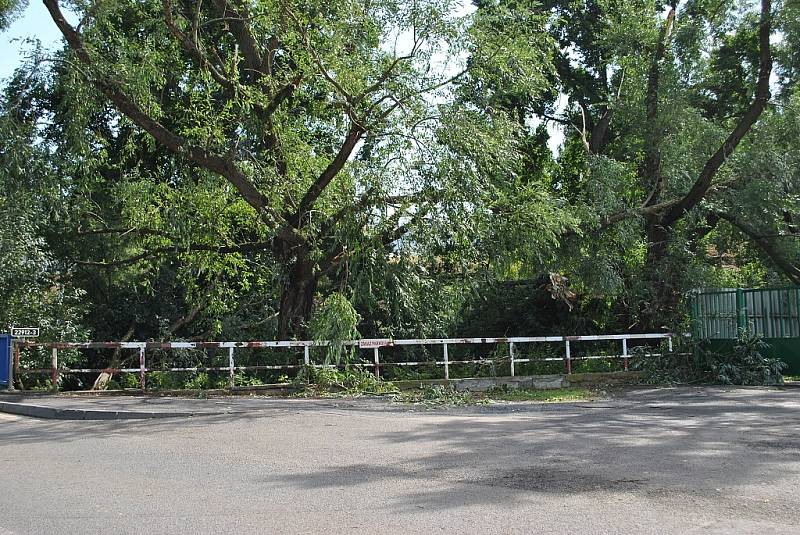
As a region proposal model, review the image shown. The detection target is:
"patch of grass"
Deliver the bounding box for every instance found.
[784,375,800,382]
[396,385,484,406]
[484,386,599,402]
[293,366,399,397]
[395,385,601,406]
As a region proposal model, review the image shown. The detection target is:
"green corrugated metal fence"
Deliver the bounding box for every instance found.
[691,287,800,374]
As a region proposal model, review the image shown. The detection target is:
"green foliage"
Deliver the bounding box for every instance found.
[145,371,184,391]
[461,0,555,115]
[181,372,229,390]
[0,0,25,30]
[712,330,786,386]
[308,293,360,364]
[1,0,799,384]
[484,386,597,402]
[636,330,787,386]
[234,373,266,388]
[633,336,705,384]
[385,363,441,381]
[299,366,397,396]
[105,373,140,391]
[456,278,582,336]
[0,0,575,344]
[398,384,480,406]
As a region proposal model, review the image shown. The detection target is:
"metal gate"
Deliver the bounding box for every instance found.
[691,287,800,374]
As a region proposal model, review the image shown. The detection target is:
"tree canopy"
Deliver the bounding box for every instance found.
[0,0,798,347]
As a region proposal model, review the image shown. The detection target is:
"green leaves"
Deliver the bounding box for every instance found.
[1,0,796,350]
[463,0,555,113]
[0,0,25,30]
[308,292,360,364]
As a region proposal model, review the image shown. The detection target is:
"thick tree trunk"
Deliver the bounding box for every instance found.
[641,220,680,331]
[278,258,318,339]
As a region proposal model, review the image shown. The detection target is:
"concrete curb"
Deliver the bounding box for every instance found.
[0,383,299,397]
[0,401,225,420]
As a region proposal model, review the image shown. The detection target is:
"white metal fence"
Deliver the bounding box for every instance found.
[11,333,676,391]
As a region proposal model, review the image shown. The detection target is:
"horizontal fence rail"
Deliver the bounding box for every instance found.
[11,333,677,392]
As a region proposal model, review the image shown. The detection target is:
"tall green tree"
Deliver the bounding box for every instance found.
[471,0,785,328]
[32,0,565,338]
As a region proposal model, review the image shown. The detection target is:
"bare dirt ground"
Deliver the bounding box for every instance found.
[1,386,798,534]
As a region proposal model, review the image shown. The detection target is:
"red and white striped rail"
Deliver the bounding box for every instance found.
[12,333,676,391]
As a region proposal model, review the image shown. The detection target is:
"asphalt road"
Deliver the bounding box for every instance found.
[1,386,799,534]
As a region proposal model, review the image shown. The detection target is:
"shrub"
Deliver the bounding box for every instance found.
[298,366,397,396]
[635,330,786,386]
[398,385,480,406]
[712,330,786,386]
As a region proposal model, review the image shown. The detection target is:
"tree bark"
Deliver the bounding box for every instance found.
[277,255,318,339]
[638,0,771,328]
[660,0,772,227]
[641,221,679,330]
[638,3,677,330]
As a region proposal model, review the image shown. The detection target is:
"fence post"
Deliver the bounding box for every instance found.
[51,348,58,392]
[690,295,701,365]
[139,345,146,392]
[795,288,800,337]
[303,345,311,383]
[565,340,572,375]
[622,338,628,372]
[690,294,700,339]
[668,336,673,353]
[736,288,746,332]
[509,342,515,377]
[373,346,380,379]
[228,346,235,389]
[443,343,449,380]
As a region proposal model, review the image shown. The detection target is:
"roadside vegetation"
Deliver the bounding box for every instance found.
[287,367,600,406]
[392,385,599,406]
[636,330,787,386]
[296,367,398,397]
[483,386,599,402]
[295,381,602,406]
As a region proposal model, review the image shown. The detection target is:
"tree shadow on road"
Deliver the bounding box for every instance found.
[2,387,799,522]
[256,387,800,517]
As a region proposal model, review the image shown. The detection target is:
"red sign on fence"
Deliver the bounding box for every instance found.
[358,339,393,349]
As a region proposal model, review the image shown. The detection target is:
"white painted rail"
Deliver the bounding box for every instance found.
[13,333,677,391]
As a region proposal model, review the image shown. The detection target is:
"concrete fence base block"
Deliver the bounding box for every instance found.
[394,371,643,392]
[566,371,645,386]
[394,374,567,392]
